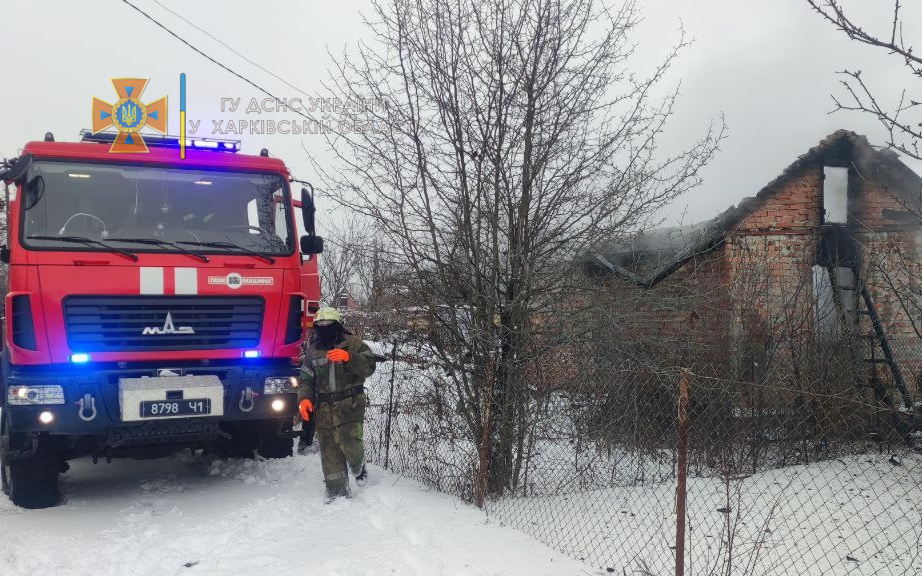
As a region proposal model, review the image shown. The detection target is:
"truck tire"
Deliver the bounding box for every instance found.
[1,411,60,509]
[256,419,293,459]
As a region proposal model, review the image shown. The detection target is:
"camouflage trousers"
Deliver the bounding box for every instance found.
[315,392,367,497]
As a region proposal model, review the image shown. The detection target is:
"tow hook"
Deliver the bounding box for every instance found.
[239,387,257,413]
[77,393,97,422]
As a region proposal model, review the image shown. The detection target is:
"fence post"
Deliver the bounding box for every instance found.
[383,338,399,469]
[676,369,690,576]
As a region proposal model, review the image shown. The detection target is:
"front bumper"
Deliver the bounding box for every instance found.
[3,359,298,435]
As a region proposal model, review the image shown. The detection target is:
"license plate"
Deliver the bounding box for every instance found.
[140,399,212,418]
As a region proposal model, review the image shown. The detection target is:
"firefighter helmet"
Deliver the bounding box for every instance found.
[313,306,344,325]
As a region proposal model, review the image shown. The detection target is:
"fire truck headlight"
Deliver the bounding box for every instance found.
[8,385,66,405]
[38,411,54,425]
[270,399,285,412]
[263,377,296,394]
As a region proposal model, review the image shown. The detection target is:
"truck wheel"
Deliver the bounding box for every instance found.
[257,419,293,459]
[1,411,60,509]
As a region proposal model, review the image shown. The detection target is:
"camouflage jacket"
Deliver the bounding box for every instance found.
[298,334,376,402]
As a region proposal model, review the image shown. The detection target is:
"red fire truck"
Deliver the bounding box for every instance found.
[0,131,322,508]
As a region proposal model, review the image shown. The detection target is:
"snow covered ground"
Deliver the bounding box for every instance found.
[0,451,593,576]
[490,452,922,576]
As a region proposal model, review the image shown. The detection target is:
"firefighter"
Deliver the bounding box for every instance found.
[297,307,376,500]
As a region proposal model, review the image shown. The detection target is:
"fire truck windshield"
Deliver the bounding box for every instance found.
[21,161,294,256]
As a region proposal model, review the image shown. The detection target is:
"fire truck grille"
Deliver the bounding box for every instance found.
[64,296,264,352]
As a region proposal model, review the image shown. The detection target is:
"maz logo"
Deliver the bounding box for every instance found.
[142,312,195,335]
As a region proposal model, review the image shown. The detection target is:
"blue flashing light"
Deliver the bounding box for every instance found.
[79,130,241,153]
[70,353,90,363]
[243,350,260,359]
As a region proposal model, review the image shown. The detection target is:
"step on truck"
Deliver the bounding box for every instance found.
[0,131,323,508]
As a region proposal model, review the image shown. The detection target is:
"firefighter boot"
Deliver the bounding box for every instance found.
[355,463,368,487]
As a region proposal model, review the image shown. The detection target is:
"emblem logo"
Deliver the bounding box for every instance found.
[227,272,242,290]
[92,78,167,153]
[142,312,194,335]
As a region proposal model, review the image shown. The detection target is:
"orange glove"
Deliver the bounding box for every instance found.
[327,348,350,363]
[299,398,314,422]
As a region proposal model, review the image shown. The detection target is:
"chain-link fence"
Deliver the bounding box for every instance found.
[360,334,922,575]
[362,338,479,499]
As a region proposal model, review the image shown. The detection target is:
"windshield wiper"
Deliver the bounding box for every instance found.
[176,240,276,264]
[27,235,138,261]
[107,237,210,263]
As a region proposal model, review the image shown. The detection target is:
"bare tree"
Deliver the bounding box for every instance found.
[318,218,368,307]
[807,0,922,159]
[317,0,724,502]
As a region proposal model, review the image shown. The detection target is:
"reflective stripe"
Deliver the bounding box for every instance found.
[140,267,163,294]
[174,268,198,294]
[325,470,347,481]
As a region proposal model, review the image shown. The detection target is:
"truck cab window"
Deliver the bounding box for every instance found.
[22,161,293,256]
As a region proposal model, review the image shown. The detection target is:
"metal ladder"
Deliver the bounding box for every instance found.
[849,265,913,410]
[820,231,913,410]
[827,259,913,410]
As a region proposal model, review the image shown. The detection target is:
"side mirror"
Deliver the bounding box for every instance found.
[300,187,316,236]
[300,235,324,255]
[299,186,323,254]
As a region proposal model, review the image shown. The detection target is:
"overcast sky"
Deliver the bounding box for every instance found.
[1,0,919,228]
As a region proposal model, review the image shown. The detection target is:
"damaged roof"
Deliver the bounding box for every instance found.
[589,129,922,288]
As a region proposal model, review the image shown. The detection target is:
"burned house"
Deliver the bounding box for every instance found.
[588,130,922,410]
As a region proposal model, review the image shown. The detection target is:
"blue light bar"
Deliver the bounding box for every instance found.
[70,353,90,363]
[243,350,260,359]
[79,130,241,153]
